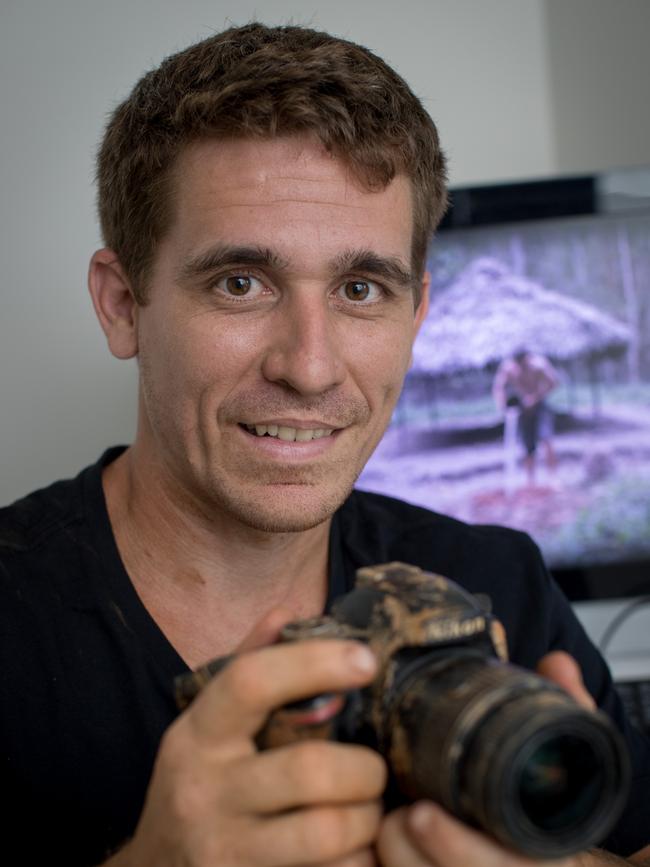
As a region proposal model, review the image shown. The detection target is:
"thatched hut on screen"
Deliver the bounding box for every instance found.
[403,257,631,420]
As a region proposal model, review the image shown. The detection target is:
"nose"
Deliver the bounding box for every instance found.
[261,295,346,396]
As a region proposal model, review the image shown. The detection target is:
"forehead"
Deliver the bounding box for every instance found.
[165,135,414,265]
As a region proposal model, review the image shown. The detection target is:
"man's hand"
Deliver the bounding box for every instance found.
[108,613,387,867]
[377,801,577,867]
[376,651,637,867]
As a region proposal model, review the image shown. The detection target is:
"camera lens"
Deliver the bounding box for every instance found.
[518,735,603,832]
[387,654,630,858]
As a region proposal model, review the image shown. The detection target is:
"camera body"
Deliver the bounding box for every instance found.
[175,562,630,859]
[259,561,510,761]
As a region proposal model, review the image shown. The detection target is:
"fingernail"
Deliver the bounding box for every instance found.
[409,801,437,833]
[348,643,377,674]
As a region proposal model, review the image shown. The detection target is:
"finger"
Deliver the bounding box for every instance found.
[376,807,434,867]
[248,801,382,867]
[238,606,298,652]
[188,640,377,745]
[536,651,596,710]
[405,801,573,867]
[224,741,387,813]
[299,845,378,867]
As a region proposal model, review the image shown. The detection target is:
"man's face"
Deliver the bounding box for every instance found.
[135,135,428,532]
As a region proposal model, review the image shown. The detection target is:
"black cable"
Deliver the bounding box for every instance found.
[598,595,650,657]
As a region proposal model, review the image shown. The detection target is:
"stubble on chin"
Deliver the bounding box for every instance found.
[203,454,362,533]
[224,488,348,534]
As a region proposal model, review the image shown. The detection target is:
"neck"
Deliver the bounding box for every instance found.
[102,446,331,666]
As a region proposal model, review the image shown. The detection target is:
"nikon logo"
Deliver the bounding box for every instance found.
[429,616,486,640]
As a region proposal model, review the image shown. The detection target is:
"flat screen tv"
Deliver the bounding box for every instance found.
[357,167,650,602]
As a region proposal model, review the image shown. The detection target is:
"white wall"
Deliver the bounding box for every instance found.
[544,0,650,175]
[1,0,649,505]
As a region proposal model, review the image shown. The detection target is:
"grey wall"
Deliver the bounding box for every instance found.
[1,0,650,505]
[545,0,650,175]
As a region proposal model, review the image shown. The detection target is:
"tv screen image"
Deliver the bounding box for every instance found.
[357,201,650,584]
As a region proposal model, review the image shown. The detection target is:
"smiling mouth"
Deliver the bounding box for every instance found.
[241,423,335,442]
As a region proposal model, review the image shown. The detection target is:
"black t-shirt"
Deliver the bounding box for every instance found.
[1,448,649,864]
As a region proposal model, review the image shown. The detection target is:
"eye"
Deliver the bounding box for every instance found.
[214,273,267,298]
[338,280,381,303]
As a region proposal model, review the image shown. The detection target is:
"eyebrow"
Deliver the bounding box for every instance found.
[177,243,414,290]
[331,249,415,290]
[177,245,290,282]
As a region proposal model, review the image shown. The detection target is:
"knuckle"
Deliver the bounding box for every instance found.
[376,809,418,867]
[303,805,379,861]
[220,652,265,706]
[290,741,338,794]
[167,776,203,825]
[375,810,401,856]
[156,727,228,825]
[332,847,378,867]
[158,719,192,770]
[314,849,377,867]
[201,824,250,867]
[288,742,387,801]
[305,807,351,860]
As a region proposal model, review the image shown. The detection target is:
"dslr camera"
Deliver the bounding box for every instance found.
[175,562,629,859]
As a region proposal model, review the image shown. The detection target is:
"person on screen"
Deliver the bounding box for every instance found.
[1,22,648,867]
[493,348,560,487]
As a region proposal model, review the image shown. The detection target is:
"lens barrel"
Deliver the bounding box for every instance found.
[386,654,630,858]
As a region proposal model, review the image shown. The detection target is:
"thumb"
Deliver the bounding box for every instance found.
[536,650,596,710]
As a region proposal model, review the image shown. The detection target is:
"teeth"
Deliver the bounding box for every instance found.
[245,424,333,442]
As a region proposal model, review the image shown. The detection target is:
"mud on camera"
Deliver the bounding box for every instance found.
[175,561,629,859]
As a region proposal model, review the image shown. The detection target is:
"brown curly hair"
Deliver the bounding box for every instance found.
[97,22,448,303]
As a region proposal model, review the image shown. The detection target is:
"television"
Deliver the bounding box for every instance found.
[357,167,650,607]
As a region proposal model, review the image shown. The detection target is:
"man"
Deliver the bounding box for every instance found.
[1,22,648,867]
[493,348,560,487]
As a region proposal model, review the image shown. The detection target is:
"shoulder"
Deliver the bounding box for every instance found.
[0,474,90,681]
[529,353,556,374]
[340,488,546,602]
[340,489,568,668]
[341,488,541,571]
[0,447,123,559]
[0,449,129,699]
[0,471,90,620]
[0,448,122,597]
[0,476,84,556]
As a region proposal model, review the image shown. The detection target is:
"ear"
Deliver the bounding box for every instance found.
[413,271,430,336]
[88,249,139,359]
[407,272,430,369]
